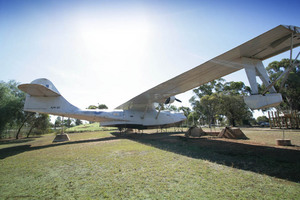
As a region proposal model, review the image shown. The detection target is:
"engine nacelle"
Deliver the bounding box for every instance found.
[165,96,176,104]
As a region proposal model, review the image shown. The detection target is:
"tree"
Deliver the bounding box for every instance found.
[26,114,50,138]
[190,79,253,127]
[198,93,220,126]
[0,80,25,138]
[265,58,300,111]
[166,105,178,112]
[218,93,252,126]
[257,116,269,124]
[0,80,52,139]
[86,104,107,124]
[98,104,108,109]
[178,106,191,118]
[223,81,251,95]
[155,103,165,111]
[75,119,82,126]
[192,78,225,98]
[15,112,34,139]
[217,81,252,126]
[64,118,73,128]
[54,116,62,129]
[190,79,226,125]
[87,104,108,109]
[178,106,192,126]
[87,105,98,109]
[187,111,199,126]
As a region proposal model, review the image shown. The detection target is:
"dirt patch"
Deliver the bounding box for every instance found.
[203,136,300,150]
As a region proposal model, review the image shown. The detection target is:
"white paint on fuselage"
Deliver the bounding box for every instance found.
[20,78,186,129]
[100,110,186,129]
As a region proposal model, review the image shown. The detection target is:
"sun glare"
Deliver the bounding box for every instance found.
[75,16,153,65]
[67,11,156,104]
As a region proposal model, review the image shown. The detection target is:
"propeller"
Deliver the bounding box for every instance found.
[164,96,182,104]
[175,98,182,103]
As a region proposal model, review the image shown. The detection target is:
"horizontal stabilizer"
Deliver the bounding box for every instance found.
[18,83,61,97]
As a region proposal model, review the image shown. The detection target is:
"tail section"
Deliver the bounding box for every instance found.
[18,78,79,116]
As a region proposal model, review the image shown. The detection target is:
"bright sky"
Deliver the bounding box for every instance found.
[0,0,299,119]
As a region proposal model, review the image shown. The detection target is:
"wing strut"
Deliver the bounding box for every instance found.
[262,51,300,95]
[155,104,163,119]
[141,104,149,119]
[242,57,283,109]
[278,31,299,90]
[243,31,299,109]
[243,57,276,95]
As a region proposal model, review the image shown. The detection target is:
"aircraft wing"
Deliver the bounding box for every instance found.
[116,25,300,111]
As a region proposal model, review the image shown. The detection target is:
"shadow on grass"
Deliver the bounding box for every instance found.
[111,131,300,183]
[0,136,119,160]
[2,131,300,182]
[0,137,36,145]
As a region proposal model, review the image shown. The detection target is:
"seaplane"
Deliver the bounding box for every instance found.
[18,25,300,131]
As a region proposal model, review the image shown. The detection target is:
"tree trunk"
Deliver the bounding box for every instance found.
[16,113,34,139]
[231,118,236,127]
[15,125,23,139]
[26,126,35,138]
[16,118,27,139]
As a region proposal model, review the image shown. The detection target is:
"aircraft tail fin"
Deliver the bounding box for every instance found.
[18,78,79,115]
[18,79,61,97]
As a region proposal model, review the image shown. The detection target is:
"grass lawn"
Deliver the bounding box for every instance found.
[63,123,115,133]
[0,128,300,199]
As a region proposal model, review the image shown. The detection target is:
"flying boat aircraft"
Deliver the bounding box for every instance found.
[18,25,300,130]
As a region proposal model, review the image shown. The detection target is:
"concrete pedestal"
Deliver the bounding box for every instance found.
[53,134,70,142]
[276,139,292,146]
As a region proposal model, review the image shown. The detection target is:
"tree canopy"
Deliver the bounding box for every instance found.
[0,80,51,138]
[265,58,300,111]
[190,79,253,126]
[87,104,108,110]
[0,80,25,137]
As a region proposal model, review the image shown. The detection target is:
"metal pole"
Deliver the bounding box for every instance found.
[62,116,64,135]
[290,32,294,66]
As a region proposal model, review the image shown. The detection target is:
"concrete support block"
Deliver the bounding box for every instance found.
[276,139,292,146]
[53,134,70,142]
